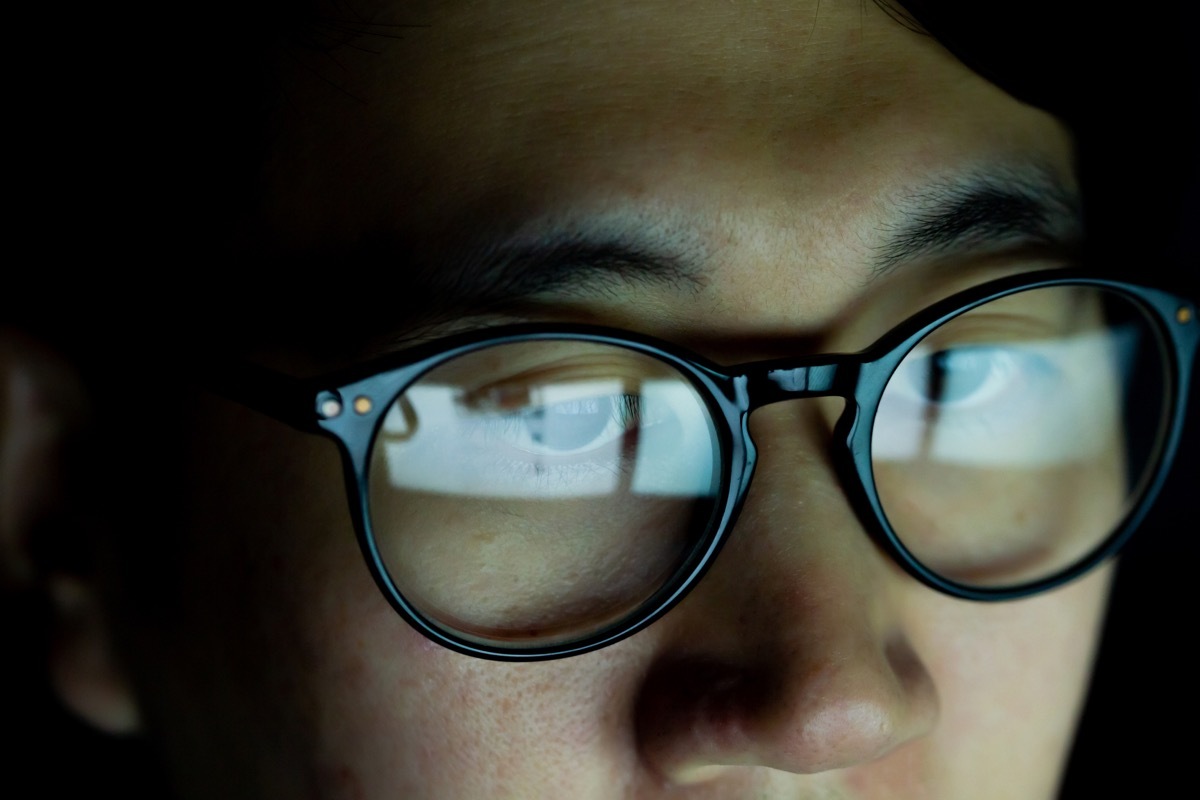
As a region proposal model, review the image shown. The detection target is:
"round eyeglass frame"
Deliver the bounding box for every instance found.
[209,270,1199,661]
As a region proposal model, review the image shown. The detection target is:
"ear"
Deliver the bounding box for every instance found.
[0,329,142,734]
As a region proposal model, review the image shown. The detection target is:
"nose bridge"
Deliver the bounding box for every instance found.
[744,356,858,410]
[633,390,939,783]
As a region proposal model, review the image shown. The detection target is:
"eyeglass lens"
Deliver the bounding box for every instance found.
[367,342,724,647]
[365,285,1170,648]
[872,285,1167,587]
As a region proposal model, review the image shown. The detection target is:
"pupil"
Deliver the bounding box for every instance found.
[923,349,993,404]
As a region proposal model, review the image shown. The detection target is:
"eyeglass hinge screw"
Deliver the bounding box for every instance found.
[317,391,343,420]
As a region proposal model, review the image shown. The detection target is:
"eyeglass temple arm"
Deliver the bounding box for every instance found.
[201,359,320,432]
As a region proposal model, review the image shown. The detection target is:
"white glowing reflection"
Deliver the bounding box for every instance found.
[378,379,716,498]
[872,327,1133,466]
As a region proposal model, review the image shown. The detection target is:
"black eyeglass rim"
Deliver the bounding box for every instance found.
[205,270,1199,661]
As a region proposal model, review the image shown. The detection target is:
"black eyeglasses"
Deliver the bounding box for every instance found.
[210,270,1197,661]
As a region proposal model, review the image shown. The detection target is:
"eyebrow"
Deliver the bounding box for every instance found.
[870,166,1083,277]
[425,165,1082,307]
[429,230,705,310]
[331,163,1083,354]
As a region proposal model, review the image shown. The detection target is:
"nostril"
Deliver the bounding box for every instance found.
[635,657,765,781]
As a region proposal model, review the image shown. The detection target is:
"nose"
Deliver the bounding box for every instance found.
[634,401,939,783]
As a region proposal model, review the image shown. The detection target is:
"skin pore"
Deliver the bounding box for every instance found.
[39,1,1117,798]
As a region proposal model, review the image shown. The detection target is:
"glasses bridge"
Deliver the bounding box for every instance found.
[746,358,856,409]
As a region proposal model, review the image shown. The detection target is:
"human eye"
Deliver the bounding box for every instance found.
[371,340,718,499]
[463,380,646,463]
[887,344,1058,416]
[365,341,723,645]
[870,284,1162,589]
[378,375,644,497]
[875,337,1070,463]
[461,385,648,498]
[873,323,1128,469]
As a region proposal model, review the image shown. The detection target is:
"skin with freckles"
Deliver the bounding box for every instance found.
[22,1,1121,798]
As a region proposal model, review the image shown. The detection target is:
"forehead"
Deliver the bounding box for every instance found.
[226,0,1078,368]
[260,0,1070,247]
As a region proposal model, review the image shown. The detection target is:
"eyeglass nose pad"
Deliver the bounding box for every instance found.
[729,394,849,511]
[734,390,901,574]
[828,397,899,552]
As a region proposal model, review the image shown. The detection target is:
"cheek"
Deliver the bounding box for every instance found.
[142,404,647,799]
[909,564,1113,795]
[874,446,1127,586]
[373,491,702,643]
[282,590,653,799]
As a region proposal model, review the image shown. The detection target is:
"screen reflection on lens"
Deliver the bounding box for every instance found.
[367,340,723,647]
[871,286,1167,587]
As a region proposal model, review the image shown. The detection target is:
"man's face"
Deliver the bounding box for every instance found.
[111,1,1110,797]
